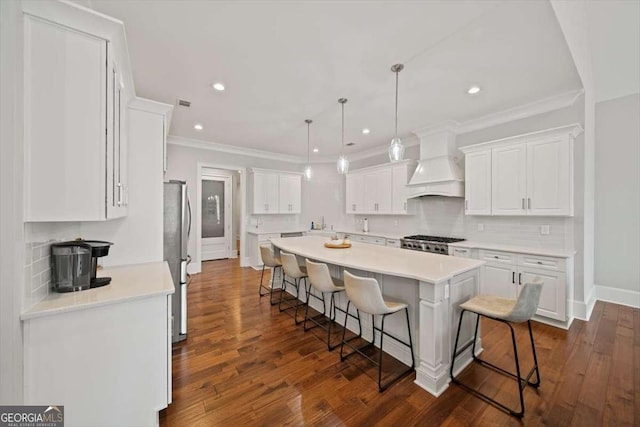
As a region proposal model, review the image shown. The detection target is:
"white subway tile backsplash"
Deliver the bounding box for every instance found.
[23,240,56,308]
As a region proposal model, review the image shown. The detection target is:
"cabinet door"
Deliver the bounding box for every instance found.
[464,150,492,215]
[491,145,526,216]
[392,165,409,214]
[526,135,572,216]
[252,172,274,214]
[25,17,107,221]
[481,263,517,299]
[519,267,566,321]
[279,174,301,214]
[363,171,379,213]
[345,173,364,213]
[375,168,393,213]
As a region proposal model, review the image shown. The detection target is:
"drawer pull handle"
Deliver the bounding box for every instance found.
[494,256,499,259]
[537,261,542,264]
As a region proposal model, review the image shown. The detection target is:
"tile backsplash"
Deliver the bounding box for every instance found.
[24,240,55,308]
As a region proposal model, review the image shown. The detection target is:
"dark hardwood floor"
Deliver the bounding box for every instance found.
[160,259,639,426]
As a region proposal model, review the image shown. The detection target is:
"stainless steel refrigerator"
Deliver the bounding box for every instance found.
[164,180,191,343]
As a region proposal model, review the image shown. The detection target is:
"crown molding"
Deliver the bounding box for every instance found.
[413,120,461,138]
[457,89,584,134]
[167,135,306,164]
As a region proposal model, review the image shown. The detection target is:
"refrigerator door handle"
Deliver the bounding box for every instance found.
[180,282,187,335]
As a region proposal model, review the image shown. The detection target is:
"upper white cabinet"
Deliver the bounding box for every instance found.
[345,173,365,213]
[279,173,302,214]
[345,160,417,215]
[464,150,492,215]
[23,2,134,221]
[250,169,302,214]
[460,124,582,217]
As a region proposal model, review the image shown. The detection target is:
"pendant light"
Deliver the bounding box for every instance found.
[388,63,405,162]
[303,119,313,181]
[337,98,349,174]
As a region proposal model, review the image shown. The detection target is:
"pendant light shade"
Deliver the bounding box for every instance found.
[337,98,349,174]
[304,119,313,181]
[388,63,405,162]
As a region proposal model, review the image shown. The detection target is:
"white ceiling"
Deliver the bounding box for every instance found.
[86,0,583,158]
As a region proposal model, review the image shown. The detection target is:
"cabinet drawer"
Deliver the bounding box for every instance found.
[258,233,281,243]
[518,254,566,272]
[385,239,401,248]
[368,237,387,246]
[479,250,516,265]
[450,247,470,258]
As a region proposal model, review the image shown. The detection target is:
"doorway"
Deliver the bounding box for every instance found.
[201,169,232,261]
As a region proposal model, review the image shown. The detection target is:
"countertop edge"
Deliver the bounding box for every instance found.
[21,288,173,321]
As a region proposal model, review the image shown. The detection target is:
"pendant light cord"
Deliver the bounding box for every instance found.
[341,101,345,155]
[307,120,310,164]
[394,69,399,139]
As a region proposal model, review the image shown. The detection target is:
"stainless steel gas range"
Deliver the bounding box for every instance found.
[400,235,466,255]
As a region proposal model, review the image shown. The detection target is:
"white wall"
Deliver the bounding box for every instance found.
[594,93,640,300]
[0,0,24,404]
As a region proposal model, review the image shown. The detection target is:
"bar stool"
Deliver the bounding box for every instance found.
[450,277,544,418]
[258,245,283,305]
[340,270,415,392]
[279,252,308,324]
[304,259,362,351]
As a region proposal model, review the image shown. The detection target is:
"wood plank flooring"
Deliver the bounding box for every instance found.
[160,259,639,426]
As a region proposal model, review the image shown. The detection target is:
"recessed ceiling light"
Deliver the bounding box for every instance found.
[212,82,225,91]
[362,128,370,135]
[312,148,319,153]
[467,85,481,95]
[194,123,203,130]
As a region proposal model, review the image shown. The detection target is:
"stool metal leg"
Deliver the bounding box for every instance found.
[450,311,541,418]
[259,265,282,305]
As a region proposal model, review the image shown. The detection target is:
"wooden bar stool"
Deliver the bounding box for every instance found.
[258,245,283,305]
[304,259,362,351]
[279,252,308,324]
[340,270,415,392]
[450,277,544,418]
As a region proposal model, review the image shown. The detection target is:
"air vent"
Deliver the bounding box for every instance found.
[177,99,191,108]
[346,142,356,147]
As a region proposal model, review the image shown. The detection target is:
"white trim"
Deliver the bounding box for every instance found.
[169,135,305,164]
[129,97,172,115]
[595,285,640,309]
[249,167,303,176]
[457,89,584,134]
[196,162,248,275]
[573,286,597,321]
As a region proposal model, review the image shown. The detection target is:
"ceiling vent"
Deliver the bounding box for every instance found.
[177,99,191,108]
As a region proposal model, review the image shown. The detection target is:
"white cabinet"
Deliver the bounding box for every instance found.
[460,125,581,217]
[252,171,279,214]
[464,150,492,215]
[478,249,567,322]
[364,169,392,213]
[449,247,471,258]
[248,233,281,267]
[278,174,302,214]
[346,173,365,213]
[491,144,527,216]
[23,11,132,222]
[345,160,416,215]
[526,134,572,216]
[250,169,302,214]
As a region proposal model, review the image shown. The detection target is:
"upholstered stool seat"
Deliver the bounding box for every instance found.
[279,252,308,324]
[450,278,544,418]
[340,270,415,392]
[258,245,283,305]
[304,260,361,351]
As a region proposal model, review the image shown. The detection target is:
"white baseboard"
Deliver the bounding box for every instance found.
[188,261,201,275]
[573,286,597,321]
[595,284,640,309]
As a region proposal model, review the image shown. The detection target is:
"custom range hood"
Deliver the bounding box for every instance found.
[407,124,464,198]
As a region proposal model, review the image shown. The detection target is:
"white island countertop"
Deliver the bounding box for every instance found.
[247,229,308,236]
[271,236,484,283]
[21,261,175,320]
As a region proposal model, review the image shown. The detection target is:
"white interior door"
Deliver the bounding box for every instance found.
[201,174,232,261]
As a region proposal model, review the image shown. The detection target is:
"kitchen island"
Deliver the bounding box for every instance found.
[270,235,485,397]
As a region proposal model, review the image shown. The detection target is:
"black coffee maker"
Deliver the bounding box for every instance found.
[51,240,113,292]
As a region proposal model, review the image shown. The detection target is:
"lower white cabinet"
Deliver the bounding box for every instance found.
[22,293,171,427]
[248,232,281,267]
[477,249,567,322]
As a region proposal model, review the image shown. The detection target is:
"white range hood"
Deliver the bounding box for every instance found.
[407,126,464,198]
